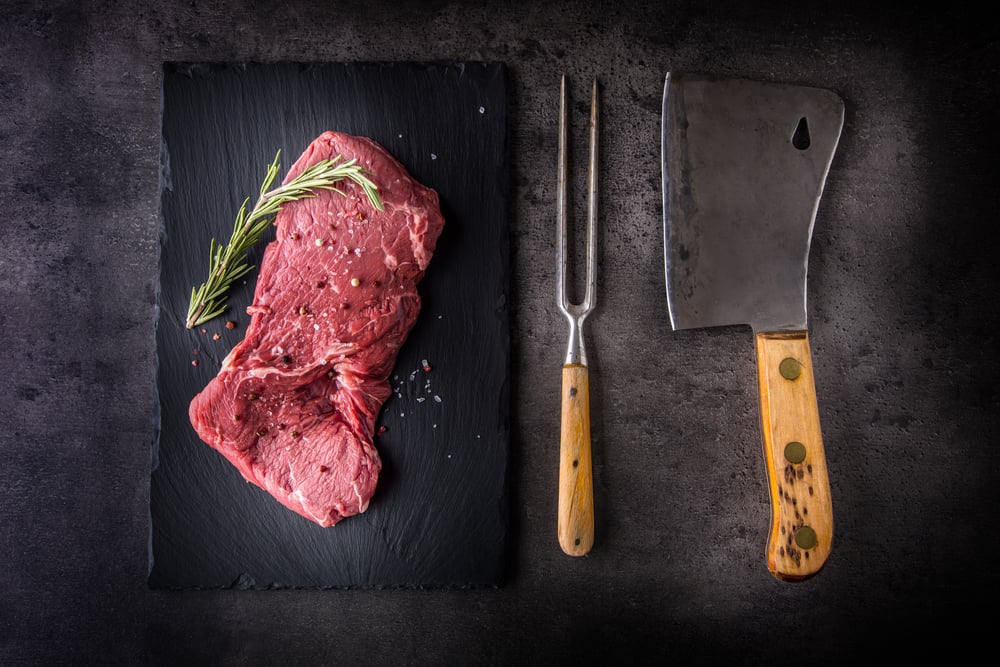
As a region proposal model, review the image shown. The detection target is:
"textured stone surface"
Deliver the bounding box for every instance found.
[2,1,998,664]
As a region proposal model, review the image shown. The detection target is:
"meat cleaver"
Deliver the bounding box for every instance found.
[661,73,844,581]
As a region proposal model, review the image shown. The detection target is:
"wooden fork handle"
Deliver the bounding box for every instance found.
[558,363,594,556]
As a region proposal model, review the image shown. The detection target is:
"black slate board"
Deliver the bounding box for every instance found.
[150,62,509,589]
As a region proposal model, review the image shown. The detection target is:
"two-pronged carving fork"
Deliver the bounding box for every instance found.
[556,75,598,557]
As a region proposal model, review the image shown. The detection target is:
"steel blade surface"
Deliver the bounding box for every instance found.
[662,74,844,332]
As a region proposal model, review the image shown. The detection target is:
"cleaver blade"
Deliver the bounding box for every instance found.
[662,73,844,581]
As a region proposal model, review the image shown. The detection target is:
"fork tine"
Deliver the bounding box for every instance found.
[557,75,569,311]
[583,79,598,312]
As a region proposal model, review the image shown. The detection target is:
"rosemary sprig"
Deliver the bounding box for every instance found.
[185,150,384,329]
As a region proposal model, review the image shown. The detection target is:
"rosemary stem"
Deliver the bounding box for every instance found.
[184,150,383,329]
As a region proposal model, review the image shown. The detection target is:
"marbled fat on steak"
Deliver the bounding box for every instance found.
[189,131,445,527]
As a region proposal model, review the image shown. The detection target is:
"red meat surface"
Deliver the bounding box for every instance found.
[189,131,445,526]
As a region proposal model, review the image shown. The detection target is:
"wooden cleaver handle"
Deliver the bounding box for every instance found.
[755,331,834,581]
[558,363,595,556]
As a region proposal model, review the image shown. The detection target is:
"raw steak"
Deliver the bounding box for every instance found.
[189,131,445,527]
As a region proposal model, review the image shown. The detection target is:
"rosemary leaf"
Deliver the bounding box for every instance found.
[185,149,384,329]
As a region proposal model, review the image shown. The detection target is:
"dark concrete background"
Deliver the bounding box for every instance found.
[2,1,998,664]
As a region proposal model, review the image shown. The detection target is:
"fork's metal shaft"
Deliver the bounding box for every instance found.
[556,76,598,557]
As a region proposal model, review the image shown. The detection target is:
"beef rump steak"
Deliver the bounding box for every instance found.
[189,131,445,527]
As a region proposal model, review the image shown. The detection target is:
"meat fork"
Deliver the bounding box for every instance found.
[556,75,598,557]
